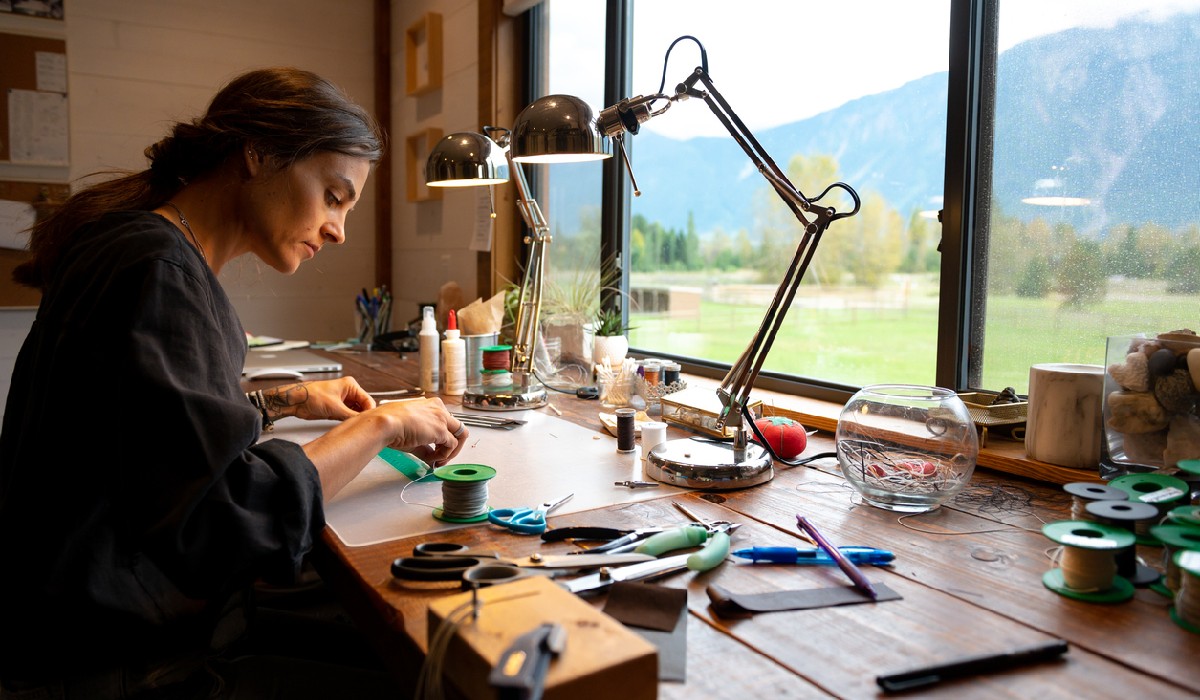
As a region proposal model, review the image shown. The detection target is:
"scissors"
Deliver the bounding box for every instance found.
[390,541,652,583]
[488,493,574,535]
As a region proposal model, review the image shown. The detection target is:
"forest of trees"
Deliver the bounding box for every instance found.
[553,152,1200,309]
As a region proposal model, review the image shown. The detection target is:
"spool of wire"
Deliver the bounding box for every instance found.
[1171,549,1200,634]
[1166,505,1200,529]
[1149,524,1200,595]
[431,464,496,523]
[481,368,513,388]
[1084,500,1162,586]
[481,345,512,370]
[1110,473,1189,523]
[1042,520,1135,603]
[615,407,637,453]
[1064,481,1129,521]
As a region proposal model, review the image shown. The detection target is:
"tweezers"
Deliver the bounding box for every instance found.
[451,412,527,430]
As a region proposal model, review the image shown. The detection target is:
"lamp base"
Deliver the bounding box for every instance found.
[646,437,773,490]
[461,374,548,411]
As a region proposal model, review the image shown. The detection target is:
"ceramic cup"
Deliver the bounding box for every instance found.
[1025,363,1105,469]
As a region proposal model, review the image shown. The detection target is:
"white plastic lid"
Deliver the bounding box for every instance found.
[421,306,436,331]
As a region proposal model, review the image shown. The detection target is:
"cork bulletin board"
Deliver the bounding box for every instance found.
[0,180,66,307]
[1,31,69,165]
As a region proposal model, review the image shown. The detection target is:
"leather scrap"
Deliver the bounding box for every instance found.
[706,582,902,618]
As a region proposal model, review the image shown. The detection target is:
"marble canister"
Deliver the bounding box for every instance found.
[1026,363,1105,469]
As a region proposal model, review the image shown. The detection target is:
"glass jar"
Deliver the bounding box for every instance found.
[836,384,978,513]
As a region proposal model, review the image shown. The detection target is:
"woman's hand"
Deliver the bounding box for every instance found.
[372,397,467,467]
[266,377,375,422]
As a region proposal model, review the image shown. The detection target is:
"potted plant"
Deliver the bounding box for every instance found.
[592,306,635,369]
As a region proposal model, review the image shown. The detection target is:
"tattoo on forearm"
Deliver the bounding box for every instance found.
[263,384,310,416]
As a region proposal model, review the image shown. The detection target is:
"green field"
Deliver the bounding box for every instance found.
[627,275,1197,393]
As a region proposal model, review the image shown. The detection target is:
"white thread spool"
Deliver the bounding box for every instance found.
[641,421,668,458]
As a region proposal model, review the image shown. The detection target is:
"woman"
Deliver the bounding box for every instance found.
[0,68,466,698]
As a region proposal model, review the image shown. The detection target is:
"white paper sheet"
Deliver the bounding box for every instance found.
[0,200,36,250]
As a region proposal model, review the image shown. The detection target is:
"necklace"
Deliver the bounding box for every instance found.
[165,201,207,264]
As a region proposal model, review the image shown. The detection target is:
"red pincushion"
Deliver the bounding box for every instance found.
[753,416,808,459]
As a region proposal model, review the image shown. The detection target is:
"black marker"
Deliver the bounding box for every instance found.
[876,639,1069,693]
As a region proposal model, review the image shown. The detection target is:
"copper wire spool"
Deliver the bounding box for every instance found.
[481,345,512,370]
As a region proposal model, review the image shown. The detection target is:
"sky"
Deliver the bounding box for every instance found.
[549,0,1200,139]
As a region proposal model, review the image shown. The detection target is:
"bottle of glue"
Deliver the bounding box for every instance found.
[419,305,439,393]
[442,309,466,396]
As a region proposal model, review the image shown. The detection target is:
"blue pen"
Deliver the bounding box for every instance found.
[732,546,895,566]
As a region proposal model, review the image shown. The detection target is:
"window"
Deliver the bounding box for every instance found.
[535,0,1200,400]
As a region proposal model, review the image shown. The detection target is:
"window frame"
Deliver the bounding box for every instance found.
[532,0,987,404]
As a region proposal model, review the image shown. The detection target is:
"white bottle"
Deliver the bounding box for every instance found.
[418,306,439,393]
[442,309,466,396]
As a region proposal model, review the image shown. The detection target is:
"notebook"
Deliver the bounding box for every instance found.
[242,348,343,375]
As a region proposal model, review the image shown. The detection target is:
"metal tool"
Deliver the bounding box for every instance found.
[615,480,659,488]
[562,530,730,596]
[549,526,666,554]
[672,500,741,535]
[391,542,653,583]
[489,493,574,535]
[452,412,528,430]
[490,623,566,700]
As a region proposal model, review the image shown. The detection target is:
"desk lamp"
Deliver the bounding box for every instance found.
[589,36,861,489]
[426,98,610,411]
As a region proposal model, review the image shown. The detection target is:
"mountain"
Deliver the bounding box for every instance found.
[555,12,1200,239]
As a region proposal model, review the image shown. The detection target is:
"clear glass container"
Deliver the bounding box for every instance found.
[836,384,979,513]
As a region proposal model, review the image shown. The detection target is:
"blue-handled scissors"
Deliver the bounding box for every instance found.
[488,493,574,535]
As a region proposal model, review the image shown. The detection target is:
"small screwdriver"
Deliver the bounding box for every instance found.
[615,480,659,488]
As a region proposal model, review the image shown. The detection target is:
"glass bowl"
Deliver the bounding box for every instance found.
[836,384,979,513]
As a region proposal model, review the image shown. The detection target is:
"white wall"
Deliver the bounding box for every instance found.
[391,0,484,325]
[2,0,380,343]
[2,0,493,415]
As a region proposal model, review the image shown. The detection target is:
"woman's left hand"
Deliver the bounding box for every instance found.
[277,377,376,421]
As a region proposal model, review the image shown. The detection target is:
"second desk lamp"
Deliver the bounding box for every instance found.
[425,97,611,410]
[583,35,862,488]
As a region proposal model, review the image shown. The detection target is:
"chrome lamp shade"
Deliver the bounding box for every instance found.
[421,99,608,411]
[511,94,612,163]
[426,132,510,187]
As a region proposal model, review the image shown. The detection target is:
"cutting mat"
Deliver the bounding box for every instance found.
[265,409,682,546]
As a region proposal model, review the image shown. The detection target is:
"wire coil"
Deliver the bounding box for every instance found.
[431,464,497,523]
[1042,520,1136,603]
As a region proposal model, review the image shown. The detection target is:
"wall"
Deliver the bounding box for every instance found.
[1,0,380,342]
[391,0,486,327]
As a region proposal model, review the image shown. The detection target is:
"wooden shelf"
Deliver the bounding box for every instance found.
[404,12,442,96]
[404,128,442,202]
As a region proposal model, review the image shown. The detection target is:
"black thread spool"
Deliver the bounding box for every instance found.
[615,407,637,453]
[1064,481,1129,521]
[1085,500,1162,586]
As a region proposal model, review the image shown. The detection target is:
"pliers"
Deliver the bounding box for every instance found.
[540,525,665,554]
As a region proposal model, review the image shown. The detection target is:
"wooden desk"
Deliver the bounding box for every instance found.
[256,350,1199,699]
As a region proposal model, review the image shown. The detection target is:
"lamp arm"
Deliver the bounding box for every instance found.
[678,67,861,441]
[507,149,552,377]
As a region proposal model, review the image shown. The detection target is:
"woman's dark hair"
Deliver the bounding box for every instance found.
[14,67,385,289]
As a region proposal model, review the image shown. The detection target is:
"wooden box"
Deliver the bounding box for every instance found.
[426,576,658,700]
